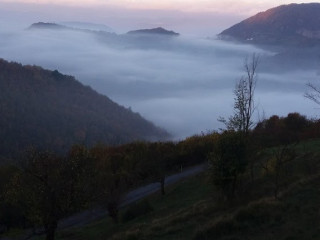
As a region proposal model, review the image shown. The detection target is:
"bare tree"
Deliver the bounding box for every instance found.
[305,82,320,105]
[219,53,259,135]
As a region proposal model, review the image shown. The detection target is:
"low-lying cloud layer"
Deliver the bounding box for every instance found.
[0,23,318,139]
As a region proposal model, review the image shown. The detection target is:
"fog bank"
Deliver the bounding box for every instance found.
[0,23,318,139]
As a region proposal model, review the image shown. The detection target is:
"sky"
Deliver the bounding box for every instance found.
[0,0,315,12]
[0,0,319,35]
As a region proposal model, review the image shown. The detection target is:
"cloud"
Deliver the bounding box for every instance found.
[0,20,318,139]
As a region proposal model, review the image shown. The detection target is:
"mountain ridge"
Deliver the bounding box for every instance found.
[219,3,320,46]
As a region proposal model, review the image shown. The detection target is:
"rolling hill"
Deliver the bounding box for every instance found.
[0,59,169,161]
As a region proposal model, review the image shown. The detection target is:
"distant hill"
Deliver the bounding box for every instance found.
[29,22,67,30]
[127,27,179,36]
[0,59,169,161]
[29,22,115,34]
[219,3,320,46]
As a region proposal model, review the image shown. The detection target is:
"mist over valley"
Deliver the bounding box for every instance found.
[0,6,319,139]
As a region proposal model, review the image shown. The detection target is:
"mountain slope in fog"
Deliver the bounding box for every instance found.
[0,59,169,160]
[28,22,179,50]
[220,3,320,46]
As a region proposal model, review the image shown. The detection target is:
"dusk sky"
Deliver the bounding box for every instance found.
[0,0,314,12]
[0,1,318,35]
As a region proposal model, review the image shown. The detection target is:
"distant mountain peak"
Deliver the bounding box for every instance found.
[127,27,179,36]
[219,3,320,46]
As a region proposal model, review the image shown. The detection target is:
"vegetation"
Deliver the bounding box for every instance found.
[37,137,320,240]
[1,113,320,240]
[5,147,94,240]
[0,135,215,239]
[208,131,247,200]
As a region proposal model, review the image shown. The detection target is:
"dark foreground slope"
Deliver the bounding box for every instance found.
[220,3,320,46]
[0,59,169,160]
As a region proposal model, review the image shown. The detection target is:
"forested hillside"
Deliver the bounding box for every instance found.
[0,59,169,161]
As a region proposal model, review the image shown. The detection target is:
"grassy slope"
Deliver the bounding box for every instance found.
[55,139,320,240]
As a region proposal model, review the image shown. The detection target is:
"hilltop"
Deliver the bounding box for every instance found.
[127,27,179,36]
[29,22,67,30]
